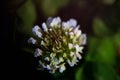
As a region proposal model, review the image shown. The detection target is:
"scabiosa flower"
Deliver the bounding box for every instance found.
[28,17,87,73]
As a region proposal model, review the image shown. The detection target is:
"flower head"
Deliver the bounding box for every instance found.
[28,17,87,73]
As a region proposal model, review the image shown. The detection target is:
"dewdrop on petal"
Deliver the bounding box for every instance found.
[28,17,87,73]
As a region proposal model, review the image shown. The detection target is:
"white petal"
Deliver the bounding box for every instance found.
[42,22,48,32]
[59,63,66,73]
[33,25,40,30]
[59,57,64,63]
[50,17,61,27]
[78,47,84,53]
[63,53,67,58]
[73,25,80,33]
[62,22,70,29]
[69,32,74,39]
[34,48,42,57]
[68,19,77,27]
[32,25,42,38]
[80,34,87,45]
[72,55,78,63]
[76,53,82,59]
[44,57,50,61]
[46,17,53,26]
[70,52,74,57]
[75,45,79,52]
[39,60,46,68]
[50,53,56,59]
[46,65,51,70]
[62,19,77,29]
[68,43,73,49]
[67,60,75,67]
[28,37,36,44]
[65,32,68,35]
[75,45,84,53]
[63,38,66,42]
[41,40,45,45]
[76,30,81,37]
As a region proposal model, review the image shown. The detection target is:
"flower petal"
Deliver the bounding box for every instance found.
[59,63,66,73]
[32,25,42,38]
[34,48,42,57]
[50,17,61,27]
[68,19,77,27]
[42,22,48,32]
[80,34,87,45]
[28,37,36,44]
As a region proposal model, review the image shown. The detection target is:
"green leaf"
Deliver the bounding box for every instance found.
[95,63,117,80]
[75,62,118,80]
[85,37,98,61]
[41,0,69,16]
[75,66,84,80]
[17,0,36,35]
[86,37,116,66]
[93,17,109,37]
[117,76,120,80]
[95,38,116,65]
[114,32,120,45]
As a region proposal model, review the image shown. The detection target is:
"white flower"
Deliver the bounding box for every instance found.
[28,37,36,44]
[28,17,87,73]
[59,63,66,73]
[42,22,48,32]
[50,17,61,27]
[34,48,42,57]
[68,43,73,49]
[32,25,42,38]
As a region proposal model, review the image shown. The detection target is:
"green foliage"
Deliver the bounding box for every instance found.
[114,32,120,46]
[93,17,110,37]
[41,0,69,16]
[77,15,120,80]
[17,0,36,35]
[75,62,118,80]
[86,37,116,66]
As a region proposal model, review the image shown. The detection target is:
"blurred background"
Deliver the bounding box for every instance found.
[3,0,120,80]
